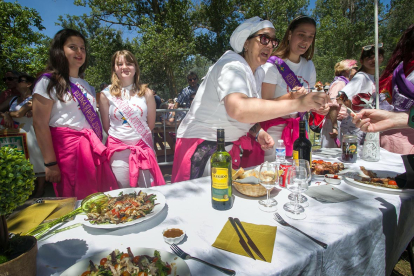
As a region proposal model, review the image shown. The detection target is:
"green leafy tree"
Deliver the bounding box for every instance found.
[0,1,48,88]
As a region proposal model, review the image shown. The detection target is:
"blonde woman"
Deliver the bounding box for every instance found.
[100,50,165,188]
[320,59,357,148]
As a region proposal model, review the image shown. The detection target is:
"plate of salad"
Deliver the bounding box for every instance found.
[81,188,166,229]
[60,247,190,276]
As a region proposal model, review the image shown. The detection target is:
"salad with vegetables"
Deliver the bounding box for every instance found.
[85,191,157,225]
[80,248,172,276]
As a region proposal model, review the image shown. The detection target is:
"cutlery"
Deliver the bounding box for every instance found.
[233,218,266,261]
[273,212,328,249]
[228,217,256,260]
[170,244,236,275]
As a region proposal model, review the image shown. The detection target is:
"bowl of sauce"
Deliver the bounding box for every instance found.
[162,227,185,244]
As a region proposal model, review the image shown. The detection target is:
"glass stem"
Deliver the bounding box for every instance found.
[294,193,299,214]
[266,189,270,207]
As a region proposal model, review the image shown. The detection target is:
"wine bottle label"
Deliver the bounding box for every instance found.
[211,168,229,202]
[293,150,298,160]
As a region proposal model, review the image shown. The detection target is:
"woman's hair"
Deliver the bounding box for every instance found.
[380,24,414,79]
[334,59,358,76]
[43,29,88,102]
[18,72,35,91]
[109,50,148,98]
[358,46,385,72]
[272,15,316,60]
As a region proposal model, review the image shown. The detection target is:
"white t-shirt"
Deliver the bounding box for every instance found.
[101,85,148,145]
[33,76,96,130]
[177,50,264,142]
[262,57,316,98]
[9,96,32,111]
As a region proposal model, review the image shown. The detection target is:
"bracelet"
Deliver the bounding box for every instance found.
[255,129,263,142]
[44,161,58,167]
[332,126,338,130]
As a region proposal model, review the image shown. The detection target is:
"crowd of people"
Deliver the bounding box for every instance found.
[0,16,413,199]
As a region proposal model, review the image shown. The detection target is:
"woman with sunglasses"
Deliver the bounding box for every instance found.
[0,73,46,197]
[0,70,21,107]
[261,15,330,160]
[336,45,385,144]
[171,17,329,183]
[376,24,414,154]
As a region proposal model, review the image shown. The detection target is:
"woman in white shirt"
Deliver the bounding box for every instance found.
[261,15,329,161]
[172,17,330,183]
[100,50,165,188]
[33,29,118,199]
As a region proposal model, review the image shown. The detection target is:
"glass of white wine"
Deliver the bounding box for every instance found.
[258,161,279,212]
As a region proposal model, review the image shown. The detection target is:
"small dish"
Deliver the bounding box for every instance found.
[162,227,185,244]
[324,174,342,185]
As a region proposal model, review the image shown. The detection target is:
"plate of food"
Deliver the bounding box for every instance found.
[61,247,190,276]
[344,166,414,194]
[80,188,166,229]
[311,160,346,180]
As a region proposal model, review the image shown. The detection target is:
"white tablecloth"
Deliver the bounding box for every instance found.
[37,148,414,276]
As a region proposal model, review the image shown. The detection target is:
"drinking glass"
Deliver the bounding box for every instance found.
[258,161,279,212]
[287,159,311,207]
[284,166,308,220]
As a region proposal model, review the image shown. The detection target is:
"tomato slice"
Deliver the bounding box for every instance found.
[133,256,140,264]
[120,253,129,260]
[152,257,159,263]
[81,272,91,276]
[388,180,397,185]
[100,258,108,266]
[166,263,172,274]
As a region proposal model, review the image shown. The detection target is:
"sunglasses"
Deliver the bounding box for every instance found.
[2,77,17,82]
[187,77,197,81]
[362,43,383,51]
[18,79,27,83]
[249,34,279,49]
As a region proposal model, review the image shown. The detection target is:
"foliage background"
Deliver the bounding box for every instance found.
[1,0,413,100]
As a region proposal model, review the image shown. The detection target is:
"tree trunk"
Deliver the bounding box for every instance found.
[166,65,177,98]
[0,215,9,252]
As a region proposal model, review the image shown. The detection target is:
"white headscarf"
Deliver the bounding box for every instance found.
[230,16,275,53]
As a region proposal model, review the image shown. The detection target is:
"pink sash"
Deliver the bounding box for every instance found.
[50,127,118,199]
[260,117,301,156]
[111,96,154,149]
[106,136,165,187]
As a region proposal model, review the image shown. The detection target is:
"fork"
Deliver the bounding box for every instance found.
[273,212,328,249]
[170,244,236,275]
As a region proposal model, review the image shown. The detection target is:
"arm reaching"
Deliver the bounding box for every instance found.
[351,109,409,132]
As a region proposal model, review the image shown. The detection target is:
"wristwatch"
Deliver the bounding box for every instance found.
[409,105,414,129]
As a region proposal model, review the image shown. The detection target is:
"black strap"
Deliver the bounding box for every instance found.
[9,96,18,108]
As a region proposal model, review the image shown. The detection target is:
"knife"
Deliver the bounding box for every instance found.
[234,218,266,261]
[228,217,256,260]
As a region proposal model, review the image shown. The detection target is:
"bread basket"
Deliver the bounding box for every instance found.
[232,168,267,197]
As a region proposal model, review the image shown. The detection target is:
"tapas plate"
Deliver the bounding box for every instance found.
[60,247,190,276]
[81,188,166,229]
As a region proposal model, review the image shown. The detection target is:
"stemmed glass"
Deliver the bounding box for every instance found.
[258,161,279,212]
[284,166,308,220]
[287,159,311,207]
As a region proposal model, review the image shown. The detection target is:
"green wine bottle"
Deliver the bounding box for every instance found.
[211,129,233,210]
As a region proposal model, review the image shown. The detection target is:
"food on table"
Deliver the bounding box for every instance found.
[239,169,259,179]
[326,174,340,179]
[81,248,172,276]
[85,191,157,225]
[163,228,184,238]
[311,160,345,175]
[355,166,399,189]
[232,167,245,179]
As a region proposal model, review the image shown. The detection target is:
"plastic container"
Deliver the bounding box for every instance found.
[275,139,286,163]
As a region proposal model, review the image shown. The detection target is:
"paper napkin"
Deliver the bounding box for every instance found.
[212,220,276,262]
[305,184,358,203]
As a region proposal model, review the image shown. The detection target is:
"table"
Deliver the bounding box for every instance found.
[36,148,414,276]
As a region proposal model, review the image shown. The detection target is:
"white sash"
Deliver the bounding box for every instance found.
[111,95,154,149]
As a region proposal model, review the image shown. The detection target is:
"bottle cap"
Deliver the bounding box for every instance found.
[278,139,284,143]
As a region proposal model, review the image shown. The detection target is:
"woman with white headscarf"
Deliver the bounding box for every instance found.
[171,17,330,183]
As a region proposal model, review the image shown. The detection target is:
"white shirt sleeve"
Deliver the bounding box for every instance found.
[308,60,317,88]
[341,73,365,99]
[262,63,279,85]
[33,76,56,101]
[217,63,251,101]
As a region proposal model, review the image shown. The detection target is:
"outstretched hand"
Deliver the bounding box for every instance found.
[257,130,274,150]
[351,109,406,132]
[298,92,331,112]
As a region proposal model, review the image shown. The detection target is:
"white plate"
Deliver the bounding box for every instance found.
[81,188,166,229]
[60,247,190,276]
[344,170,414,194]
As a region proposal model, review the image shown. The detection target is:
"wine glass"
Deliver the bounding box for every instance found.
[288,159,311,207]
[258,161,279,212]
[284,166,308,220]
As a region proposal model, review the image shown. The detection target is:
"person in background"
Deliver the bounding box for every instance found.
[153,90,161,109]
[337,45,385,144]
[100,50,165,188]
[0,70,20,107]
[320,59,357,148]
[33,29,118,199]
[167,98,174,109]
[172,17,329,183]
[0,73,46,197]
[324,82,330,93]
[261,15,330,161]
[175,71,199,109]
[352,109,411,132]
[377,24,414,154]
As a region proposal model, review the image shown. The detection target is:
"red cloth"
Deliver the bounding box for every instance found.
[260,117,301,157]
[171,135,264,183]
[106,136,165,187]
[50,127,118,199]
